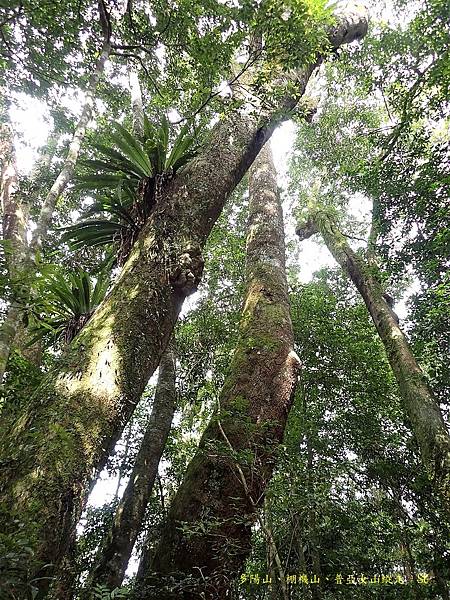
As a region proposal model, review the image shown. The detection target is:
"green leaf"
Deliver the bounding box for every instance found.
[111,121,152,177]
[74,174,126,191]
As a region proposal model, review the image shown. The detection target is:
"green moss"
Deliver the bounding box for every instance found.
[264,301,287,326]
[243,334,283,353]
[229,394,250,413]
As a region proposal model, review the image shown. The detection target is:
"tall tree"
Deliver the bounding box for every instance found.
[0,8,368,593]
[296,208,450,516]
[0,0,113,383]
[0,122,26,377]
[134,142,299,599]
[239,271,448,600]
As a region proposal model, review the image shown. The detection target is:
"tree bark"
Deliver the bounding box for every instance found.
[0,124,25,265]
[133,142,300,599]
[0,10,368,593]
[113,423,133,500]
[87,340,176,592]
[296,211,450,516]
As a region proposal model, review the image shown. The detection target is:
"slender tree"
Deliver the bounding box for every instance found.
[0,9,368,592]
[134,142,300,598]
[0,122,26,377]
[296,208,450,516]
[0,0,113,383]
[87,340,177,593]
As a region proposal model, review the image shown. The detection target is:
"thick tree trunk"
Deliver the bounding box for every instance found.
[0,2,112,383]
[133,143,300,599]
[87,341,176,592]
[0,10,367,593]
[296,212,450,516]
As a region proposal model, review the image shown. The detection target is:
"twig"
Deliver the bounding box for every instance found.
[380,57,438,162]
[111,50,163,98]
[0,4,23,29]
[172,50,263,125]
[342,231,367,243]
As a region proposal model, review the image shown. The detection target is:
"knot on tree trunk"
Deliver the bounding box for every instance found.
[169,245,204,296]
[295,217,318,241]
[330,4,369,47]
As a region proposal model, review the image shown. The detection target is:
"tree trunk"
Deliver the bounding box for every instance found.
[3,132,59,374]
[306,439,322,599]
[300,384,322,598]
[0,11,368,593]
[262,505,289,600]
[86,340,176,592]
[129,70,145,139]
[0,1,112,383]
[296,523,312,600]
[296,212,450,516]
[113,423,133,501]
[0,124,26,267]
[0,122,28,383]
[133,142,300,599]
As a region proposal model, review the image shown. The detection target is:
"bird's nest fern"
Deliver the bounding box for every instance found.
[26,268,109,347]
[61,114,197,266]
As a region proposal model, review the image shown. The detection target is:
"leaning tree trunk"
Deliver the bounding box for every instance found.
[0,10,368,594]
[86,340,177,592]
[133,142,300,599]
[0,0,112,384]
[296,211,450,516]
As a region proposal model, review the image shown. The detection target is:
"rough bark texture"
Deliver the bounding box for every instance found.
[133,143,300,599]
[87,341,176,591]
[0,10,368,593]
[296,212,450,516]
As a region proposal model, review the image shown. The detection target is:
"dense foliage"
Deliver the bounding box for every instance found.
[0,0,448,598]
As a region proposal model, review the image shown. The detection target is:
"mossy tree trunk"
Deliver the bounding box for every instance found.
[0,11,367,594]
[296,212,450,517]
[86,340,176,592]
[133,143,300,599]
